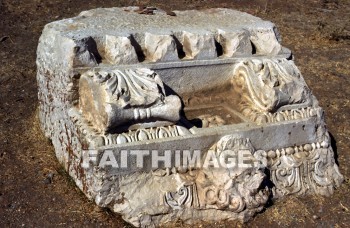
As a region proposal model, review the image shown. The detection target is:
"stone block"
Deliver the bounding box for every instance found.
[216,29,252,57]
[36,7,343,227]
[104,35,139,64]
[144,33,178,62]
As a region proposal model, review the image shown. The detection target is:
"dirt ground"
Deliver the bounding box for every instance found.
[0,0,349,227]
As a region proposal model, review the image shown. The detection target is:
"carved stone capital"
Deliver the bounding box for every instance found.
[79,68,181,133]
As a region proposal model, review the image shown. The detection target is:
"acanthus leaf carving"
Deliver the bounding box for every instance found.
[265,133,344,197]
[233,58,312,112]
[79,68,182,133]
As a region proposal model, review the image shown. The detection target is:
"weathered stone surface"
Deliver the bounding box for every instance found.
[79,68,181,133]
[144,33,178,62]
[250,27,282,55]
[179,31,217,59]
[216,29,252,57]
[104,35,139,64]
[36,7,343,227]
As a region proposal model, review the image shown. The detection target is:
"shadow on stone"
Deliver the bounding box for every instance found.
[329,132,340,166]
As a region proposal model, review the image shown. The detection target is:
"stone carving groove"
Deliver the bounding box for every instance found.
[98,125,191,146]
[240,106,319,124]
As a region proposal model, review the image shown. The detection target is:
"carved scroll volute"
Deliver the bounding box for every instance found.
[164,185,196,210]
[232,59,312,113]
[233,59,278,112]
[79,68,182,133]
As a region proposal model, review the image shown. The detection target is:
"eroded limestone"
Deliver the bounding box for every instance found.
[36,7,343,227]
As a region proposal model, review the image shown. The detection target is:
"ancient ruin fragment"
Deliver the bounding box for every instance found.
[36,7,343,227]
